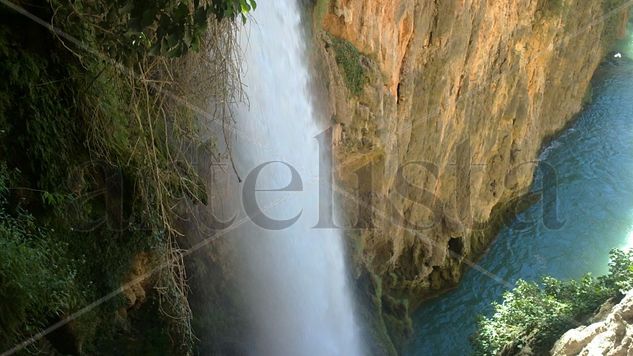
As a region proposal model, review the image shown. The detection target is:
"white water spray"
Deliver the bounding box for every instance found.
[227,1,363,355]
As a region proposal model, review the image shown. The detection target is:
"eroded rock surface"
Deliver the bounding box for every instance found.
[314,0,630,348]
[552,290,633,356]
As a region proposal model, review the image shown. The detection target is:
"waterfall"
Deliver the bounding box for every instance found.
[226,1,363,354]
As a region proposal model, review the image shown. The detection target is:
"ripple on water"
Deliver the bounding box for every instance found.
[406,60,633,355]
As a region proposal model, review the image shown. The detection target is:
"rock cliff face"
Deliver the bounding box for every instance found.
[313,0,630,348]
[552,290,633,356]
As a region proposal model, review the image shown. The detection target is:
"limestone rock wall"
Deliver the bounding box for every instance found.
[552,290,633,356]
[313,0,630,348]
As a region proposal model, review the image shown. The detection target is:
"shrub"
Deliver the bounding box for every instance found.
[331,36,367,96]
[0,165,83,351]
[0,0,253,352]
[50,0,256,60]
[472,249,633,355]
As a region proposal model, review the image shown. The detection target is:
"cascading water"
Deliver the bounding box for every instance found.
[226,1,362,354]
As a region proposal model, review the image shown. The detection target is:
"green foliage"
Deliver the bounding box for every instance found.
[55,0,256,60]
[0,165,83,350]
[313,0,331,31]
[330,36,367,96]
[212,0,258,21]
[606,249,633,292]
[0,0,248,351]
[0,26,82,189]
[473,249,633,355]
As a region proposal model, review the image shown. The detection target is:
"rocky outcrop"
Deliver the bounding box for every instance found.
[118,252,153,320]
[313,0,630,348]
[552,290,633,356]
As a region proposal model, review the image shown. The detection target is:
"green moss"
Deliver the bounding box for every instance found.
[355,270,399,356]
[330,36,367,96]
[582,84,594,107]
[542,0,565,13]
[313,0,330,32]
[382,295,413,349]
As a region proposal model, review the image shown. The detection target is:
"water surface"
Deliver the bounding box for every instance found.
[406,44,633,355]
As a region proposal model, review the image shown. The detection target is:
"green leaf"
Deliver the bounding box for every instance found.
[240,0,251,13]
[174,3,189,21]
[140,8,157,28]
